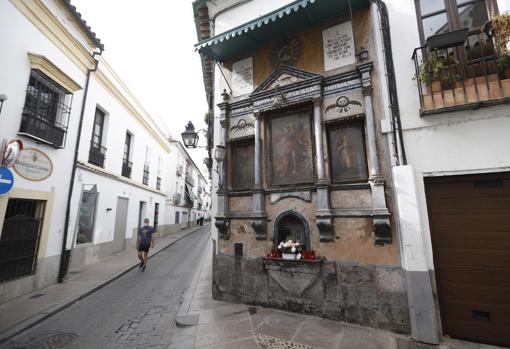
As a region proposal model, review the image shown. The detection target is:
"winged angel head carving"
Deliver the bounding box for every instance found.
[325,96,362,114]
[230,118,255,134]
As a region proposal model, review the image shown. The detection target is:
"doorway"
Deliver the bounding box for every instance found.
[113,197,129,253]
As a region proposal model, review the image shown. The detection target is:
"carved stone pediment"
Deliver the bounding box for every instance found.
[252,65,321,94]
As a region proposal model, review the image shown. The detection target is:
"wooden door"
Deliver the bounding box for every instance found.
[425,172,510,347]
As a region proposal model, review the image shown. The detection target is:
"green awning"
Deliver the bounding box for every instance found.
[195,0,371,61]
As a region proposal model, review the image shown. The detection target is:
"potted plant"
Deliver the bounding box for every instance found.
[417,54,455,91]
[491,13,510,54]
[498,55,510,79]
[277,240,303,260]
[426,28,469,50]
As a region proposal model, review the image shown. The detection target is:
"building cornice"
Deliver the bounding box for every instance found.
[28,52,82,92]
[94,68,171,153]
[77,161,167,196]
[10,0,96,73]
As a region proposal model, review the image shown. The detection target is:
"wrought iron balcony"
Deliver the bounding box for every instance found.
[412,31,510,115]
[88,141,107,168]
[122,158,132,178]
[156,177,161,190]
[173,193,182,205]
[143,163,150,185]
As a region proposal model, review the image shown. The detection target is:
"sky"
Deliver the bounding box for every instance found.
[72,0,209,179]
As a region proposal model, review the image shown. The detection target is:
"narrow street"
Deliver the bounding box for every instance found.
[1,226,210,349]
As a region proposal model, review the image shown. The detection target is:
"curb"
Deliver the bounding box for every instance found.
[175,238,212,328]
[0,224,208,345]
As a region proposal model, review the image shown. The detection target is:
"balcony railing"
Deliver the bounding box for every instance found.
[19,113,67,148]
[143,164,150,185]
[412,31,510,115]
[156,177,161,190]
[122,159,132,178]
[173,193,181,205]
[88,141,107,168]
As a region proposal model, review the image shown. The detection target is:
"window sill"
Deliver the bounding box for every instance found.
[17,132,63,149]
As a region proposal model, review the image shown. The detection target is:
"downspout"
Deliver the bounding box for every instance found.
[58,48,103,283]
[371,0,407,165]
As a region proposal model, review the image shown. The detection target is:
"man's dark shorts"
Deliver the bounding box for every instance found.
[138,244,150,253]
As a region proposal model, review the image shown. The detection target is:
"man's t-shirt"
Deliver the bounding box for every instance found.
[138,225,155,246]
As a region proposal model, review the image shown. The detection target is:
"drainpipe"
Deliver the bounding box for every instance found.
[371,0,407,165]
[58,48,103,283]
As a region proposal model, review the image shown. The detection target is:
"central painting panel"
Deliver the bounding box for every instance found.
[269,109,314,186]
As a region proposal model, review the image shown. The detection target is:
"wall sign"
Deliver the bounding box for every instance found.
[322,21,356,71]
[13,148,53,181]
[232,57,253,96]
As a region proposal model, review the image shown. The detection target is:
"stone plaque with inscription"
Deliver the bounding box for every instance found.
[322,21,355,71]
[232,57,253,96]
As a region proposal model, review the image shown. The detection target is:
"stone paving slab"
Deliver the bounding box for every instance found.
[0,225,205,345]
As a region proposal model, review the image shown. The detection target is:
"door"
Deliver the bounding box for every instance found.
[425,172,510,347]
[113,197,129,253]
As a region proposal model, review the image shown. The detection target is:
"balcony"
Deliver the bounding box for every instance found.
[19,113,66,148]
[156,177,161,190]
[412,31,510,115]
[173,193,182,205]
[176,165,183,177]
[143,163,150,185]
[88,141,107,168]
[122,159,132,178]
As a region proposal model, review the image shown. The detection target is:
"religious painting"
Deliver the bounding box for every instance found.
[232,140,254,190]
[327,120,368,183]
[269,110,314,186]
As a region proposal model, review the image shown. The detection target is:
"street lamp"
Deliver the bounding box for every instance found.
[214,144,226,188]
[181,121,200,148]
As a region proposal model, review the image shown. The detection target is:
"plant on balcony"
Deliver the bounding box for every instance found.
[491,13,510,79]
[416,54,456,91]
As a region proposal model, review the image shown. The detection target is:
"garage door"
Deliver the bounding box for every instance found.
[425,172,510,347]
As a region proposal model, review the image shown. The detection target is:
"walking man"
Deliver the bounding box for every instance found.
[137,218,155,272]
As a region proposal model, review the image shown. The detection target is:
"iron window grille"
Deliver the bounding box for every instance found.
[122,158,133,178]
[19,69,72,148]
[88,140,107,167]
[143,163,150,185]
[156,177,161,190]
[0,199,45,283]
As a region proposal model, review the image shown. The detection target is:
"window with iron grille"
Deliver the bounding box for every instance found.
[0,199,45,282]
[156,177,161,190]
[19,70,72,148]
[154,203,159,232]
[89,108,107,167]
[143,163,150,185]
[122,132,133,178]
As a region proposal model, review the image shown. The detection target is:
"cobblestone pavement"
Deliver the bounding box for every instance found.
[1,225,210,349]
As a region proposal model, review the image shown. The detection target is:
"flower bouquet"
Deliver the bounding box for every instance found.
[277,240,303,260]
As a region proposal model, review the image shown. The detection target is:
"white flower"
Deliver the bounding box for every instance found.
[282,242,288,248]
[295,242,300,246]
[297,253,302,259]
[291,246,296,253]
[287,240,293,245]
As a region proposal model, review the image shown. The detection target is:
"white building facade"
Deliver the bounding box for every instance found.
[383,0,510,346]
[67,57,171,269]
[162,140,210,233]
[0,0,102,303]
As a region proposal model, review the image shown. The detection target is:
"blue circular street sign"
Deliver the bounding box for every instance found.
[0,167,14,195]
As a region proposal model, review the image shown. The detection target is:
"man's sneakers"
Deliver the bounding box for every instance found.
[142,264,146,272]
[139,262,144,269]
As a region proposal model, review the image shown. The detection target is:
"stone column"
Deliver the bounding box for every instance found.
[251,111,267,240]
[312,96,334,242]
[358,62,391,245]
[215,102,230,240]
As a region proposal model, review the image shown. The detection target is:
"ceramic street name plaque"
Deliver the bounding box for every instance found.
[322,21,355,71]
[14,148,53,181]
[232,57,253,96]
